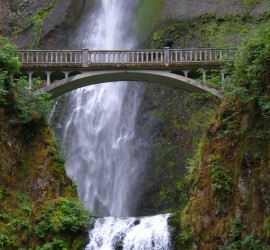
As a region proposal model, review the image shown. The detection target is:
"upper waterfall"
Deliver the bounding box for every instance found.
[51,0,146,217]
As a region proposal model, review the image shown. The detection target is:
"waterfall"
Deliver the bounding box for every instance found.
[86,214,171,250]
[58,0,144,217]
[51,0,172,248]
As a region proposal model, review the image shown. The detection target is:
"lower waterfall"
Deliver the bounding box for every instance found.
[86,214,171,250]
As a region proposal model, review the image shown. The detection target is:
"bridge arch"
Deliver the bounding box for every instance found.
[38,70,222,103]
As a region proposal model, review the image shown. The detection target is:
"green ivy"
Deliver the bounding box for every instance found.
[211,156,233,194]
[35,197,90,239]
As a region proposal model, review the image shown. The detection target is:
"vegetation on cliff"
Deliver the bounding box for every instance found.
[171,22,270,250]
[0,37,90,249]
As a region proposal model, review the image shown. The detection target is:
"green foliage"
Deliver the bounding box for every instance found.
[134,0,163,42]
[0,234,17,248]
[36,239,66,250]
[241,235,264,250]
[35,197,89,239]
[186,141,203,180]
[10,79,52,125]
[168,209,193,250]
[220,220,264,249]
[183,93,215,133]
[150,13,264,49]
[211,156,233,193]
[152,23,183,48]
[225,22,270,118]
[229,219,243,249]
[0,37,21,74]
[217,105,241,138]
[0,37,52,126]
[25,3,59,48]
[263,216,270,238]
[242,0,263,11]
[0,191,32,248]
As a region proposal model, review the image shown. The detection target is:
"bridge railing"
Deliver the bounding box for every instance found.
[170,48,237,63]
[88,50,164,65]
[18,48,237,67]
[19,50,83,65]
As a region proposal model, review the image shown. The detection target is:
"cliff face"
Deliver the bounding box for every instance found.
[0,0,86,49]
[174,24,270,249]
[162,0,269,22]
[0,38,89,249]
[135,0,270,44]
[185,87,270,249]
[134,1,270,219]
[1,0,270,248]
[0,108,89,249]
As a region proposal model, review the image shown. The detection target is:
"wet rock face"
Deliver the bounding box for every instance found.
[2,0,87,49]
[0,0,57,36]
[162,0,269,22]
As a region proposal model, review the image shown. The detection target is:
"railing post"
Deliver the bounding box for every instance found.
[164,47,170,66]
[82,48,89,67]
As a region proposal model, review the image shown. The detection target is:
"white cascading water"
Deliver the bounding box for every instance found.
[52,0,172,249]
[86,214,171,250]
[64,0,143,217]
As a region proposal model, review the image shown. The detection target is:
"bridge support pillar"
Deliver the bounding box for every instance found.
[27,71,33,87]
[221,70,225,82]
[164,47,170,66]
[183,70,189,78]
[64,71,70,79]
[201,69,208,84]
[45,71,51,85]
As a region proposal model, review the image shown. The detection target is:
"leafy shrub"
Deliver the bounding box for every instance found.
[0,37,21,74]
[0,234,17,248]
[0,36,52,125]
[225,23,270,118]
[211,156,233,193]
[241,235,264,250]
[36,239,66,250]
[35,198,89,239]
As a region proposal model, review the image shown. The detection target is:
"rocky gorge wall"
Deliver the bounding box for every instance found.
[135,0,270,43]
[1,0,270,248]
[0,0,86,49]
[162,0,269,21]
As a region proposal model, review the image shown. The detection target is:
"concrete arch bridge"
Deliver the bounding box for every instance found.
[19,48,237,102]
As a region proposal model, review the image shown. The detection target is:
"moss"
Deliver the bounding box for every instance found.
[0,108,88,249]
[133,0,164,42]
[179,23,270,248]
[27,2,59,48]
[149,12,270,48]
[242,0,264,11]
